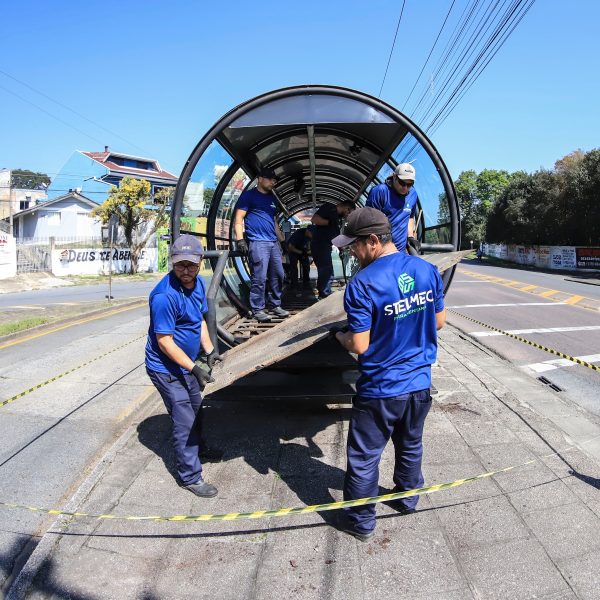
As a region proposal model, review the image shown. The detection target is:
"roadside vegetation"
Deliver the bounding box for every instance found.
[0,317,49,336]
[456,148,600,248]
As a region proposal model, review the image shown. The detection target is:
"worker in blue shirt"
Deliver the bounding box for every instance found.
[286,225,314,290]
[310,200,355,298]
[234,167,289,323]
[329,207,446,541]
[366,163,419,253]
[145,234,223,498]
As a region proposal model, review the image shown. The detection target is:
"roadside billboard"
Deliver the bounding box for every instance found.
[0,232,17,280]
[51,247,157,276]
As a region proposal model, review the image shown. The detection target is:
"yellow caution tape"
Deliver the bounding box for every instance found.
[450,310,600,373]
[0,459,535,522]
[0,335,146,409]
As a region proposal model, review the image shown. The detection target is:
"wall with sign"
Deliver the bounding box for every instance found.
[51,247,157,276]
[0,232,17,279]
[482,244,595,271]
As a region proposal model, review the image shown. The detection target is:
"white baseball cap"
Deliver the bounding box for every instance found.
[394,163,416,181]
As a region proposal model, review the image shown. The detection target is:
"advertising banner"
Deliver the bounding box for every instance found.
[0,232,17,280]
[576,247,600,270]
[51,247,157,276]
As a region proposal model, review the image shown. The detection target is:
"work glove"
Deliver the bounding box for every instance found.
[191,364,215,390]
[407,236,421,255]
[328,324,348,342]
[205,349,224,369]
[236,239,249,255]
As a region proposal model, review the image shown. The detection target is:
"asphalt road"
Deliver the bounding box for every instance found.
[0,303,153,593]
[0,279,160,312]
[446,259,600,417]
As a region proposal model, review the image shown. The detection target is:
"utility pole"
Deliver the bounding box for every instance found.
[8,171,13,236]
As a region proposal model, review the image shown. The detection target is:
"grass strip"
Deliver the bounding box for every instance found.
[0,317,50,336]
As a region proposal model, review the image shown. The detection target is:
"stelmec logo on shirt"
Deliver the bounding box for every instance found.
[384,272,434,319]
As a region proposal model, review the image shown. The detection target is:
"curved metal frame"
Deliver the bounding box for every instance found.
[172,85,460,305]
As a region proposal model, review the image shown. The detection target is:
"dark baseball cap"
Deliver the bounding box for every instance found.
[258,167,278,180]
[171,234,204,264]
[332,207,391,248]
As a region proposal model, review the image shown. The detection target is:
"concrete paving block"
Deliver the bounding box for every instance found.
[431,375,465,392]
[358,527,465,597]
[523,503,600,561]
[29,545,154,599]
[151,538,261,600]
[426,462,501,508]
[459,538,572,599]
[472,443,557,493]
[508,479,580,514]
[449,414,519,447]
[560,547,600,599]
[436,495,529,551]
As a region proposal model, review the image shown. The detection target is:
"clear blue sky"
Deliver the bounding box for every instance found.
[1,0,598,181]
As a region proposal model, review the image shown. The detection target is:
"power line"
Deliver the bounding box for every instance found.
[0,83,106,146]
[0,69,150,155]
[378,0,407,97]
[401,0,458,112]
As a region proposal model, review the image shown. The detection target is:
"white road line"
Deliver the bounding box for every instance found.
[448,302,566,308]
[472,325,600,337]
[525,354,600,373]
[2,305,46,310]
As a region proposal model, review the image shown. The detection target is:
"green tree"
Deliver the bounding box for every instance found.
[91,177,170,273]
[11,169,50,189]
[454,169,513,247]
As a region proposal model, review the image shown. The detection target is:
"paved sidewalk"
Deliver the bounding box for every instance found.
[9,326,600,599]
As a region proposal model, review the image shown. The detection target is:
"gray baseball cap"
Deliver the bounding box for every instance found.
[171,234,204,264]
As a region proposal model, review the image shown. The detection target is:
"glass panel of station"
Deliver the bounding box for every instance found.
[392,133,452,246]
[181,140,243,324]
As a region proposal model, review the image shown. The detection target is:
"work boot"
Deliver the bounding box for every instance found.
[333,514,374,542]
[182,479,218,498]
[268,306,289,318]
[253,310,272,323]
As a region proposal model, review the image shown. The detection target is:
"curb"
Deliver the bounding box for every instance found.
[5,390,161,600]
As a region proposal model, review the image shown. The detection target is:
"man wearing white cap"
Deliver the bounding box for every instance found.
[365,163,418,253]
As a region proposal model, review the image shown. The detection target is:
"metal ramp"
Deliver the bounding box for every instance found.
[206,250,471,396]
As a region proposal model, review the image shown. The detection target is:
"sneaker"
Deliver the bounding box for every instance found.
[182,479,218,498]
[199,447,224,463]
[253,310,272,323]
[268,306,289,318]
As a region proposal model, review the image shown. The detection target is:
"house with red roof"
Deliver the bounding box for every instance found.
[46,146,177,204]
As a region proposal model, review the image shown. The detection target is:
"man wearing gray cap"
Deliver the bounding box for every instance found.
[145,234,223,498]
[366,162,419,253]
[329,207,445,541]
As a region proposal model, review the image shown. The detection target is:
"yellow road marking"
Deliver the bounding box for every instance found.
[0,301,146,351]
[519,284,538,291]
[539,290,559,298]
[564,295,584,305]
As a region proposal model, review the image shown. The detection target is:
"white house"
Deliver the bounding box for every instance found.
[9,191,100,241]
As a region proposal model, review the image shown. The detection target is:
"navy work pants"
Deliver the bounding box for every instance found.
[248,240,284,311]
[288,252,311,288]
[343,389,432,533]
[311,242,333,298]
[146,368,204,486]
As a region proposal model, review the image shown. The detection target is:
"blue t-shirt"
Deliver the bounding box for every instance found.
[235,188,277,242]
[287,228,310,252]
[312,203,340,246]
[344,252,444,398]
[366,182,418,251]
[145,272,208,375]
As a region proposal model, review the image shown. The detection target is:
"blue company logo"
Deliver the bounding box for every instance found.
[397,273,415,294]
[385,272,434,319]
